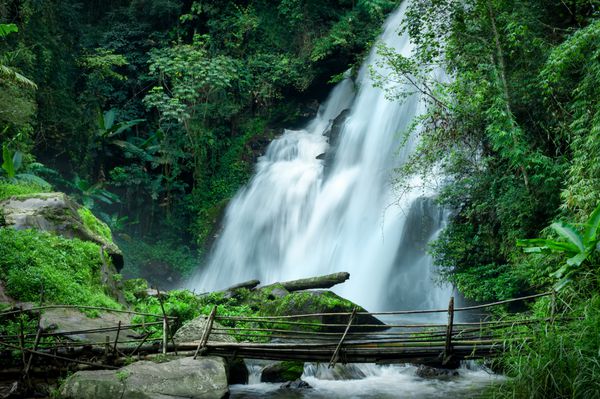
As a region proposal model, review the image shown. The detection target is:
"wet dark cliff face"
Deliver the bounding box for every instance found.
[385,197,445,310]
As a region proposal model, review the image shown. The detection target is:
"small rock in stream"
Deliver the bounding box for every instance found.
[280,379,312,389]
[416,365,460,380]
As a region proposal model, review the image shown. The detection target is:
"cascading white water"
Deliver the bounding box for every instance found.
[188,1,452,312]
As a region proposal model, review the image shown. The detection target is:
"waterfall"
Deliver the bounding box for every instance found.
[188,1,452,312]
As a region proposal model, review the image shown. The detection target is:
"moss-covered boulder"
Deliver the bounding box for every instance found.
[260,361,304,383]
[0,192,123,270]
[0,228,122,308]
[242,286,386,332]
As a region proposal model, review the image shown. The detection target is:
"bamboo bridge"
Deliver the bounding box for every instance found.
[0,292,554,378]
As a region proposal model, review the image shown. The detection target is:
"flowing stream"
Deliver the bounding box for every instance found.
[189,1,498,396]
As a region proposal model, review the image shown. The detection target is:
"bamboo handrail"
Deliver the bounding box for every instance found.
[0,304,176,319]
[212,292,552,320]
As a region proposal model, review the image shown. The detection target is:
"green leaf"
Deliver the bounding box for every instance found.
[103,109,116,131]
[12,150,23,172]
[2,144,16,178]
[583,203,600,244]
[109,119,145,137]
[566,252,588,267]
[550,222,585,252]
[0,23,18,37]
[516,238,579,254]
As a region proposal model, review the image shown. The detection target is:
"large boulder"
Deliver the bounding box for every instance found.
[60,357,229,399]
[251,287,387,332]
[0,192,123,270]
[260,361,304,383]
[172,316,236,344]
[40,308,133,343]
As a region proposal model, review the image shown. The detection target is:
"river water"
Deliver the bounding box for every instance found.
[231,362,501,398]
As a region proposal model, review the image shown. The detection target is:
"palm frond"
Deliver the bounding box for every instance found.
[0,64,38,89]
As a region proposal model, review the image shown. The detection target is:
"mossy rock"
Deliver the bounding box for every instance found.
[245,287,386,332]
[260,361,304,383]
[0,192,123,270]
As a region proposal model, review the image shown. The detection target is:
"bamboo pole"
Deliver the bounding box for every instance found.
[0,304,175,319]
[194,306,217,359]
[156,287,177,355]
[0,341,119,370]
[113,321,121,355]
[443,296,454,365]
[329,307,356,368]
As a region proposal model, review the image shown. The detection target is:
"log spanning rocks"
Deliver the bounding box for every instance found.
[267,272,351,292]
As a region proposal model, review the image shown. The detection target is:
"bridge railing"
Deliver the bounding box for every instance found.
[196,291,555,367]
[0,291,556,374]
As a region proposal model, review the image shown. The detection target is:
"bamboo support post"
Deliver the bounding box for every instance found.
[104,335,110,357]
[194,306,217,359]
[443,296,454,365]
[130,333,151,357]
[329,307,357,368]
[156,287,177,356]
[113,321,121,355]
[18,314,27,370]
[23,327,42,379]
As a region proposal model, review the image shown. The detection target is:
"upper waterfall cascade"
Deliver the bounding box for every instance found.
[189,1,452,312]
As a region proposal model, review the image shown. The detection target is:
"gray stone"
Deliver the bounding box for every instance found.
[60,357,229,399]
[172,316,236,344]
[311,363,366,380]
[227,358,249,385]
[0,192,123,270]
[260,361,304,383]
[415,365,460,380]
[40,308,133,343]
[280,379,312,389]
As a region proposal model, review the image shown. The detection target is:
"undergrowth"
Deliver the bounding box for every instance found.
[0,228,120,308]
[490,289,600,399]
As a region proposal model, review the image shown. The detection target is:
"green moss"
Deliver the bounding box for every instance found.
[0,228,120,308]
[78,207,113,243]
[0,181,50,201]
[279,361,304,381]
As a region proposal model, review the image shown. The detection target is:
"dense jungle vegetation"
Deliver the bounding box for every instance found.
[390,0,600,397]
[0,0,395,284]
[2,0,600,397]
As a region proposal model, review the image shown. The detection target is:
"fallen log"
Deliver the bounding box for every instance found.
[226,280,260,291]
[268,272,350,292]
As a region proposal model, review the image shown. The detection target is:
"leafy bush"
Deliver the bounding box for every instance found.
[0,228,120,308]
